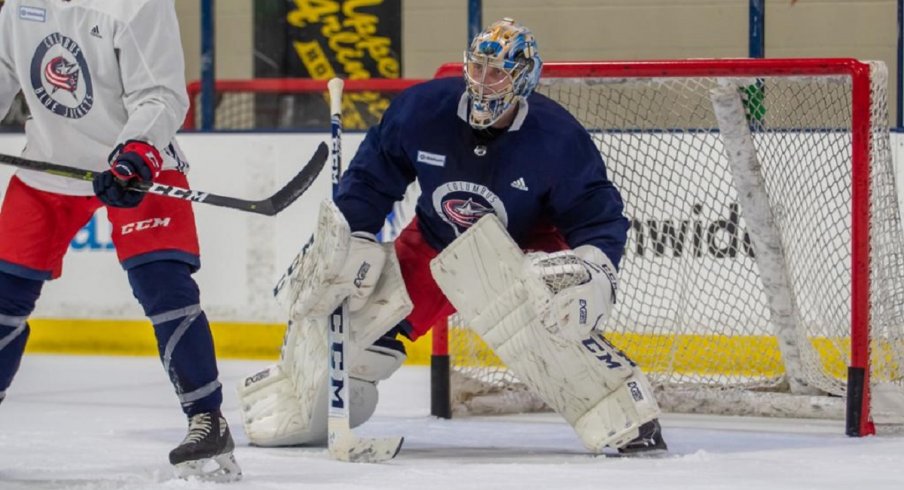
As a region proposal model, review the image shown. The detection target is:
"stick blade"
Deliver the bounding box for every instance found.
[328,430,404,463]
[265,141,329,215]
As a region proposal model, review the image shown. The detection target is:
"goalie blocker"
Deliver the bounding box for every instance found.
[430,214,666,454]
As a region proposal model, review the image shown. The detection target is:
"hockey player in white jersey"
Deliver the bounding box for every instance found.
[0,0,239,481]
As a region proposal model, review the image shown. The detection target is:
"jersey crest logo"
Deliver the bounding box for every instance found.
[442,198,493,228]
[45,57,80,94]
[432,181,509,236]
[30,33,94,119]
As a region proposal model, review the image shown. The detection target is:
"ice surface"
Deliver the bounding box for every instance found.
[1,355,902,489]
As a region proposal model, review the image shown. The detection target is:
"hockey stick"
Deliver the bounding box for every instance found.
[0,142,328,216]
[328,298,404,463]
[326,77,404,463]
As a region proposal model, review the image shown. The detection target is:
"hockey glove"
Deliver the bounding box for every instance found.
[288,225,388,319]
[93,140,163,208]
[527,245,618,341]
[344,231,388,311]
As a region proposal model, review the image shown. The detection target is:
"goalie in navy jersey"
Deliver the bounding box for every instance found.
[239,18,667,456]
[0,0,239,481]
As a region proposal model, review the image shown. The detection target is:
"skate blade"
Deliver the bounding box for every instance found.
[174,452,242,483]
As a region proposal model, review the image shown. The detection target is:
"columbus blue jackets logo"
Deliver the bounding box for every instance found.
[30,33,94,119]
[432,181,508,236]
[45,57,80,93]
[442,198,493,228]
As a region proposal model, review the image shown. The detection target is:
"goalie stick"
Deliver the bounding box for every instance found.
[0,142,328,216]
[328,298,404,462]
[326,77,403,463]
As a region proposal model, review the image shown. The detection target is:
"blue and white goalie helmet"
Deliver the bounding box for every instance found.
[464,18,543,129]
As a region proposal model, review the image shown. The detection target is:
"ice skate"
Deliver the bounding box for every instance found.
[170,410,242,482]
[617,419,668,456]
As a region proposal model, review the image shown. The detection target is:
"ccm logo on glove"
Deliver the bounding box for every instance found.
[354,262,371,288]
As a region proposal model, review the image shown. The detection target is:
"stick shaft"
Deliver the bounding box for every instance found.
[0,143,327,216]
[328,77,345,198]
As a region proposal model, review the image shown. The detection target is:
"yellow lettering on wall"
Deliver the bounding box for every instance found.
[288,0,401,129]
[293,40,337,80]
[287,0,339,28]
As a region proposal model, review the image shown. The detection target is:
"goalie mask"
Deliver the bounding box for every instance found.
[464,18,542,129]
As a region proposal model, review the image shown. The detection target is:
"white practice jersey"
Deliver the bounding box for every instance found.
[0,0,189,195]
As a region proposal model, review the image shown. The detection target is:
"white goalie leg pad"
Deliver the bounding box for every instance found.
[430,215,661,452]
[238,248,412,446]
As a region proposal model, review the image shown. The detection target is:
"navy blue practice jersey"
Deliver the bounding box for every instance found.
[335,77,630,266]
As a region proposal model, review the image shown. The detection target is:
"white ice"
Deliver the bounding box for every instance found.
[2,355,903,490]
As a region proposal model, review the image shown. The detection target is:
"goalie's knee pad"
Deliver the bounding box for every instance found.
[346,339,407,432]
[352,334,407,384]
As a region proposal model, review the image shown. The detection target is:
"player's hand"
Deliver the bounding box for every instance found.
[93,140,163,208]
[344,231,387,312]
[289,230,387,318]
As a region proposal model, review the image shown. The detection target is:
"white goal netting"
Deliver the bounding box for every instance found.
[393,60,904,431]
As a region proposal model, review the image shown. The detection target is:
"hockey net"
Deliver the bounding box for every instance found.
[424,59,904,435]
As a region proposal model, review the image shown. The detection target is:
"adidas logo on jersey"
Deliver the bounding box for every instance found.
[510,177,529,191]
[90,25,102,38]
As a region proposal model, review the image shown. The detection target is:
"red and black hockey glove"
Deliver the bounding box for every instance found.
[93,140,163,208]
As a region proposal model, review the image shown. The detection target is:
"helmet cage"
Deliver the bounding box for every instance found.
[462,19,542,129]
[464,52,526,128]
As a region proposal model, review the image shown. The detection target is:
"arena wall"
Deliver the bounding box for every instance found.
[174,1,898,115]
[4,131,904,362]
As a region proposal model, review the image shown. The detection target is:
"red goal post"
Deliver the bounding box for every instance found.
[427,59,904,437]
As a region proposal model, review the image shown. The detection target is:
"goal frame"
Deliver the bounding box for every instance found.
[430,58,879,437]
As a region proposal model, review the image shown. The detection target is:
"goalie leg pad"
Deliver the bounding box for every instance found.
[238,340,406,446]
[431,215,661,452]
[238,250,412,446]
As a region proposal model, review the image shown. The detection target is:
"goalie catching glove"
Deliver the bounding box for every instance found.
[526,245,618,341]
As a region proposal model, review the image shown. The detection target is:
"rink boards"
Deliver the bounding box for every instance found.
[0,132,901,371]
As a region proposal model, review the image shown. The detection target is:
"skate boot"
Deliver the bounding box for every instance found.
[169,410,242,482]
[617,419,668,456]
